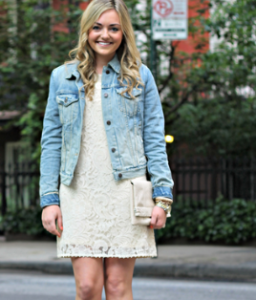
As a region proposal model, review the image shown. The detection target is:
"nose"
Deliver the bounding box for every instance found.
[101,27,110,40]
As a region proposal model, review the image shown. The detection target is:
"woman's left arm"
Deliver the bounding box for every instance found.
[142,65,174,201]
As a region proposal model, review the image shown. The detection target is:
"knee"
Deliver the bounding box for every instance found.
[77,280,99,300]
[105,276,127,298]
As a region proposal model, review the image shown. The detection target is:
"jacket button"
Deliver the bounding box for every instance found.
[106,70,110,74]
[111,148,116,153]
[107,120,111,125]
[118,173,122,178]
[104,93,108,98]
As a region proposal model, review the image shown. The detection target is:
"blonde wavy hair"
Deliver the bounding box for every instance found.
[68,0,144,101]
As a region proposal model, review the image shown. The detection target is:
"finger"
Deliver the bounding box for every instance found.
[49,224,61,237]
[42,220,50,231]
[156,216,166,229]
[150,214,157,227]
[52,228,61,238]
[57,212,63,231]
[45,222,61,238]
[43,220,53,230]
[156,221,164,229]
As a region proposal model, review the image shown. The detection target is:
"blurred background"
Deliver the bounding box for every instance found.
[0,0,255,245]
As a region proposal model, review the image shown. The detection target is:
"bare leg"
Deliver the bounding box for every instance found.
[104,257,136,300]
[71,257,104,300]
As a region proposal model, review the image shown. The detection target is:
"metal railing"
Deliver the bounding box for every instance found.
[1,157,255,216]
[170,157,256,206]
[0,162,40,216]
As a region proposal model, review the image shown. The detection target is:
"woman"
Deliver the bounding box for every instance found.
[40,0,174,299]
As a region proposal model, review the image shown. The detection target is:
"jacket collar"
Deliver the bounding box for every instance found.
[65,61,80,80]
[65,54,120,80]
[107,54,120,74]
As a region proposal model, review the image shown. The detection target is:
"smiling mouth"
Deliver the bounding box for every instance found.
[96,41,112,46]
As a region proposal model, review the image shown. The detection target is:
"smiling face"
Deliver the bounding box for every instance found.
[88,9,123,64]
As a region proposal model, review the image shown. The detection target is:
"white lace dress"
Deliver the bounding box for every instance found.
[57,74,157,258]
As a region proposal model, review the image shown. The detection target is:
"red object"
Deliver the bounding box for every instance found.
[153,0,174,18]
[52,1,89,33]
[79,1,89,10]
[175,0,209,54]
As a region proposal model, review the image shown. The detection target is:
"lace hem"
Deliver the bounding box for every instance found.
[57,244,157,258]
[57,254,156,259]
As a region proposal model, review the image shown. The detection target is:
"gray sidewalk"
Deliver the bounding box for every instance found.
[0,238,256,281]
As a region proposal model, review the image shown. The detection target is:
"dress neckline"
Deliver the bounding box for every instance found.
[95,74,102,88]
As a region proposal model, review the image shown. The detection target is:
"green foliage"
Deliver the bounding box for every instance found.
[1,206,53,237]
[158,197,256,244]
[169,0,256,157]
[0,0,84,161]
[171,98,256,157]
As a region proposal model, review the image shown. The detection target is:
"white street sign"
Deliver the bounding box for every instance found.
[152,0,188,40]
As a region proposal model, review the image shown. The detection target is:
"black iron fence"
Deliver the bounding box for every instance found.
[0,157,256,216]
[0,163,40,216]
[170,157,256,206]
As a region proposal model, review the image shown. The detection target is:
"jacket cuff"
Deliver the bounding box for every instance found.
[40,193,60,208]
[152,186,173,200]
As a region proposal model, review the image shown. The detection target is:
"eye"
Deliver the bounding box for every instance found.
[111,27,119,32]
[92,25,100,30]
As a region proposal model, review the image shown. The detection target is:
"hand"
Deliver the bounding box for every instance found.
[42,205,63,238]
[149,206,167,229]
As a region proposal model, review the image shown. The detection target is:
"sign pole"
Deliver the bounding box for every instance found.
[151,2,158,257]
[150,3,157,80]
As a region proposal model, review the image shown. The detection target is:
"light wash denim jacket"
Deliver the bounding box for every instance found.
[40,55,174,208]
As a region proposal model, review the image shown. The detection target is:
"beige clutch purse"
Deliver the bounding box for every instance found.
[130,177,155,225]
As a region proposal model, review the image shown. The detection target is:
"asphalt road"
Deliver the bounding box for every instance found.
[0,270,255,300]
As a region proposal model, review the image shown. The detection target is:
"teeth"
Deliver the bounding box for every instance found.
[98,42,110,45]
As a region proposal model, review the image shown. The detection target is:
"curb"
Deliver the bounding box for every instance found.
[1,261,256,281]
[0,262,73,274]
[134,262,256,281]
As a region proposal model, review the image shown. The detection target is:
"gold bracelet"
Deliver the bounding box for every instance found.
[156,201,169,212]
[156,201,172,217]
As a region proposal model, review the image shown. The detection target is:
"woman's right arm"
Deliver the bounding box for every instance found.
[40,69,63,237]
[40,69,62,208]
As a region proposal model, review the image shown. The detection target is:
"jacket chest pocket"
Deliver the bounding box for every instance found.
[56,94,79,124]
[116,87,142,117]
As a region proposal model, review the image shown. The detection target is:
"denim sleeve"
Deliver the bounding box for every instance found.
[40,193,60,208]
[39,70,62,208]
[143,66,174,200]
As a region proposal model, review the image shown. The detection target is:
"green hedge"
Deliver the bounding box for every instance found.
[158,197,256,244]
[1,197,256,244]
[1,206,53,238]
